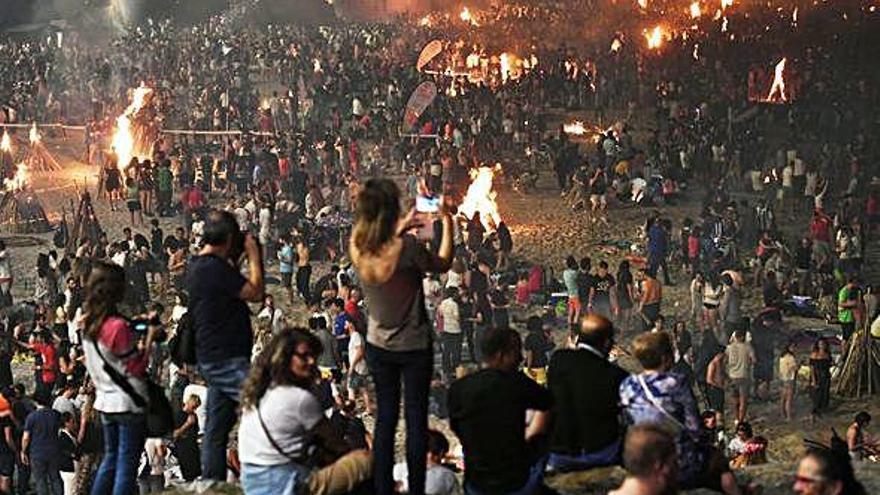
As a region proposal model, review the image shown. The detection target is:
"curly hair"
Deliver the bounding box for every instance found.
[240,327,323,410]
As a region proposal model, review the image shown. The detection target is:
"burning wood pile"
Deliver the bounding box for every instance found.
[111,85,157,172]
[0,131,50,233]
[24,124,62,172]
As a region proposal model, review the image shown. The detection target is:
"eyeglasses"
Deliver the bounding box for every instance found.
[793,474,827,485]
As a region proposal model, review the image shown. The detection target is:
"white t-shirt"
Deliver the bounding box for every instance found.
[437,298,461,334]
[348,331,368,375]
[238,386,324,466]
[393,463,461,495]
[782,165,793,188]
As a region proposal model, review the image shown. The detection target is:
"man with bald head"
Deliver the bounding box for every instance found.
[547,314,629,472]
[610,425,679,495]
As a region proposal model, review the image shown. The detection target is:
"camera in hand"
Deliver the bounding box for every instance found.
[131,316,166,342]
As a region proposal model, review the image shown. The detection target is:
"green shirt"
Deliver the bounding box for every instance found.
[838,286,855,323]
[156,167,173,191]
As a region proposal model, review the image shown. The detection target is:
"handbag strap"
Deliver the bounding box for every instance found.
[636,374,686,431]
[90,338,148,408]
[256,403,307,464]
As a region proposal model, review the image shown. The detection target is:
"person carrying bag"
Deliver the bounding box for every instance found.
[81,262,169,495]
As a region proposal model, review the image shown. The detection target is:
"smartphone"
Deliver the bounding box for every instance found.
[415,195,441,213]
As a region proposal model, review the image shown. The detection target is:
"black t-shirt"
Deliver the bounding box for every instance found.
[449,369,553,493]
[576,271,593,302]
[187,255,251,363]
[795,246,812,271]
[0,417,12,455]
[470,270,489,298]
[592,274,616,306]
[524,332,551,368]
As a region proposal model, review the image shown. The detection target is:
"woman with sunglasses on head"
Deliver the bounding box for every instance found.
[237,327,372,495]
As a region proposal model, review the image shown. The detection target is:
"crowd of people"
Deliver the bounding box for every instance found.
[0,0,878,494]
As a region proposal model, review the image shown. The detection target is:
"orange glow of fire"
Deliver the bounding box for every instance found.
[6,163,28,192]
[690,2,702,18]
[645,26,668,49]
[28,123,40,144]
[0,131,11,154]
[418,15,431,26]
[720,0,733,9]
[459,166,501,231]
[112,84,153,171]
[764,57,788,103]
[637,0,648,9]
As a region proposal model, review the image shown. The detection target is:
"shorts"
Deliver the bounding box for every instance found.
[730,378,750,398]
[705,384,724,412]
[782,380,796,394]
[281,272,293,288]
[127,200,142,212]
[0,452,13,477]
[590,194,607,209]
[348,372,369,391]
[567,297,581,313]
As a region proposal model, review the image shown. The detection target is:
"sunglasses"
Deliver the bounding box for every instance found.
[793,475,826,485]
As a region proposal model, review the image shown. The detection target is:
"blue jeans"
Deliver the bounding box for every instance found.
[365,344,432,495]
[91,413,146,495]
[31,456,62,495]
[199,357,251,481]
[547,439,621,472]
[464,456,547,495]
[241,462,309,495]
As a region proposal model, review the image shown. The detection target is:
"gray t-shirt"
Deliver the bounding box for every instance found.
[238,386,323,466]
[362,235,441,352]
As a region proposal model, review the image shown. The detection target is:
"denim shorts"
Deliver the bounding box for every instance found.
[241,462,310,495]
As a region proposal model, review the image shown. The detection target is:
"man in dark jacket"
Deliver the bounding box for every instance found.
[547,314,628,472]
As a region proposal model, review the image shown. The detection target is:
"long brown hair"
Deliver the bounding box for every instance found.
[352,178,401,255]
[82,261,126,341]
[240,328,323,410]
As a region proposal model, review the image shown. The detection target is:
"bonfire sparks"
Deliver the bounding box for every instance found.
[0,131,11,154]
[29,124,41,144]
[690,2,702,18]
[563,121,588,135]
[459,166,501,231]
[764,57,788,103]
[645,26,668,49]
[112,84,153,170]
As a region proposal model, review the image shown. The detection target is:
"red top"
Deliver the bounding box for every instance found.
[810,215,831,243]
[687,235,700,259]
[30,342,57,384]
[99,317,148,378]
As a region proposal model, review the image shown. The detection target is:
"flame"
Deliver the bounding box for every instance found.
[459,7,478,25]
[690,2,702,17]
[418,15,431,26]
[28,123,40,144]
[720,0,733,9]
[112,84,153,171]
[765,57,788,102]
[693,43,700,60]
[721,16,729,32]
[610,38,623,52]
[637,0,648,8]
[6,163,28,192]
[645,26,668,49]
[563,121,588,135]
[459,166,501,231]
[500,52,512,83]
[0,131,11,154]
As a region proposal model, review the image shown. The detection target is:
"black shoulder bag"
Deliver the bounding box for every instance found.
[92,342,174,438]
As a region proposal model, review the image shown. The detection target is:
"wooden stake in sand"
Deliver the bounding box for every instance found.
[64,190,103,255]
[834,329,880,398]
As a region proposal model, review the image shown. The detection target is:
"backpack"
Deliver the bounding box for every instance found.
[168,310,196,366]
